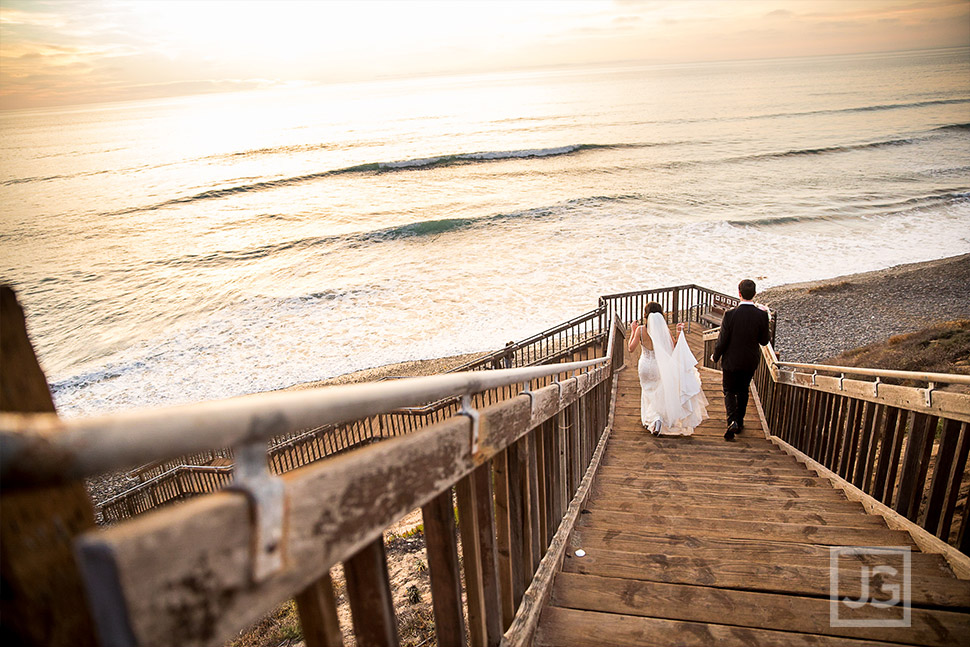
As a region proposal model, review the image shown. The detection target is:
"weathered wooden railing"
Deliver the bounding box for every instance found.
[701,323,970,557]
[99,464,234,523]
[599,283,735,328]
[103,286,717,525]
[94,309,608,523]
[0,301,627,647]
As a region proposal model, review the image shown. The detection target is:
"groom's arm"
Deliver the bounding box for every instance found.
[711,309,732,363]
[758,310,771,346]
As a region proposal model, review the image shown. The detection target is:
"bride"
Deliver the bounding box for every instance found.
[627,302,709,436]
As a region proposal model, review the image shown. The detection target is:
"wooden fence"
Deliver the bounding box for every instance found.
[64,313,627,647]
[702,327,970,555]
[95,309,609,523]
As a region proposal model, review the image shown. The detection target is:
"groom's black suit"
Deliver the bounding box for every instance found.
[711,302,771,431]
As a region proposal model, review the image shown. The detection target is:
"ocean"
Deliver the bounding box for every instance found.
[1,47,968,418]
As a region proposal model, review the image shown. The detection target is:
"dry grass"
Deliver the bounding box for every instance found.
[826,320,970,389]
[806,280,853,295]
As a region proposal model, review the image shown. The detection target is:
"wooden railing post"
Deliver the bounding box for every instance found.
[295,572,344,647]
[422,488,466,646]
[0,286,99,647]
[492,450,515,629]
[344,536,399,647]
[456,463,503,647]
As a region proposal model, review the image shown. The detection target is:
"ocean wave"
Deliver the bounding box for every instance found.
[216,141,338,160]
[728,190,970,227]
[750,98,970,122]
[0,174,67,186]
[747,136,916,162]
[112,144,632,214]
[931,122,970,132]
[158,194,637,268]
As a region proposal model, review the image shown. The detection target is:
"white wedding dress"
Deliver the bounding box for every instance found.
[638,312,709,436]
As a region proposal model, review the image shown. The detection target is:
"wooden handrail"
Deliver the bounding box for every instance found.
[69,313,626,647]
[0,355,607,485]
[775,360,970,386]
[753,337,970,559]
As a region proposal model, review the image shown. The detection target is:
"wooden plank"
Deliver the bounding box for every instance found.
[505,440,528,611]
[344,536,399,647]
[574,510,912,547]
[881,408,908,506]
[535,606,906,647]
[580,497,887,528]
[552,572,970,647]
[562,545,969,607]
[595,465,835,487]
[472,463,504,647]
[938,422,970,543]
[568,529,951,571]
[492,448,515,631]
[856,401,882,491]
[836,398,859,478]
[0,285,99,647]
[871,406,901,503]
[526,431,542,573]
[294,572,343,647]
[590,477,849,501]
[422,488,466,647]
[534,421,549,550]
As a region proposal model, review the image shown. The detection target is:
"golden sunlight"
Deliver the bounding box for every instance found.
[1,0,967,110]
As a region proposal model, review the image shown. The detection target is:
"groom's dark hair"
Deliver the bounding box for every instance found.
[738,279,756,300]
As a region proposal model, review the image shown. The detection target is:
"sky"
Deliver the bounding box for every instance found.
[1,0,968,110]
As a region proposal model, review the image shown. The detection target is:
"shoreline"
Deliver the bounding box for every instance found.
[88,254,970,506]
[289,253,970,386]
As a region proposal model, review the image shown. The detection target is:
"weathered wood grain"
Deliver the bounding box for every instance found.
[74,372,606,646]
[551,572,969,647]
[344,537,398,647]
[0,285,99,647]
[422,488,465,647]
[294,572,343,647]
[535,606,905,647]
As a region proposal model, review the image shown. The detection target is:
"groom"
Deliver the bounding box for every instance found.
[710,279,771,442]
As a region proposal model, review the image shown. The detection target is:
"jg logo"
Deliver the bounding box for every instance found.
[829,546,911,627]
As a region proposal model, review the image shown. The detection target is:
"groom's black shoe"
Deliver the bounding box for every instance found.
[724,421,739,442]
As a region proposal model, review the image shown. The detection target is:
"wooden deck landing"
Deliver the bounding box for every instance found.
[534,327,970,646]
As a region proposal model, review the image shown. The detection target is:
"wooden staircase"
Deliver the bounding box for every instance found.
[534,327,970,646]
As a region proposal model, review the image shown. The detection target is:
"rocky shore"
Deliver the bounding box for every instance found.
[758,253,970,363]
